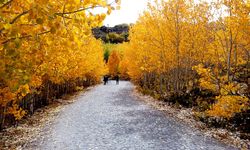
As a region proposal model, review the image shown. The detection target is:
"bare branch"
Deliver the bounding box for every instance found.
[55,5,103,15]
[10,10,30,24]
[0,0,13,9]
[2,30,51,44]
[56,13,73,19]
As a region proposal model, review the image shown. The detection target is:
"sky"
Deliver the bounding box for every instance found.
[101,0,217,27]
[103,0,152,27]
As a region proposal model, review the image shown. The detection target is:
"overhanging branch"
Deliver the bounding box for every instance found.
[10,10,30,24]
[2,30,51,45]
[55,5,103,15]
[0,0,13,9]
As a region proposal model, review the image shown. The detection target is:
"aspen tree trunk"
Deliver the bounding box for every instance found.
[227,33,233,82]
[160,74,163,94]
[0,107,3,130]
[232,44,237,80]
[0,106,6,130]
[175,4,181,92]
[234,44,237,67]
[227,3,233,82]
[30,95,34,115]
[144,73,147,89]
[57,84,60,98]
[46,82,50,105]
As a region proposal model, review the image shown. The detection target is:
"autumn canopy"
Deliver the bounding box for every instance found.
[0,0,120,128]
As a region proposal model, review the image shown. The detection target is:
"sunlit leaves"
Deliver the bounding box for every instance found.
[121,0,249,119]
[108,50,120,76]
[0,0,111,120]
[207,95,249,119]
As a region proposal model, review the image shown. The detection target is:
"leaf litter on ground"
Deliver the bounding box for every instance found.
[0,86,95,150]
[132,88,250,150]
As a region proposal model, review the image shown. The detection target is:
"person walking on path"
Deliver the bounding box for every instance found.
[115,75,119,85]
[103,75,109,85]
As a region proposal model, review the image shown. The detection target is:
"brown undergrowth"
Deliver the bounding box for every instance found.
[133,88,250,150]
[0,87,93,150]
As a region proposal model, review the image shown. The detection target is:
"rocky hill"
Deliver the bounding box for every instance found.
[92,24,130,43]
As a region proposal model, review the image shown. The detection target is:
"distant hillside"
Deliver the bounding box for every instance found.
[92,24,130,43]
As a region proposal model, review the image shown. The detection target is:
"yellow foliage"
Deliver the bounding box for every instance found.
[108,50,120,76]
[220,82,240,96]
[194,64,249,118]
[120,0,250,120]
[207,96,249,119]
[17,84,30,97]
[0,0,120,120]
[0,88,16,107]
[193,64,217,92]
[8,103,27,121]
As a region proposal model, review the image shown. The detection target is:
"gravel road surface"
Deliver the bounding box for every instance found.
[27,81,237,150]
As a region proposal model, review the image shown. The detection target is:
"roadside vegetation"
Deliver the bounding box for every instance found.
[0,0,120,130]
[0,0,249,145]
[118,0,250,140]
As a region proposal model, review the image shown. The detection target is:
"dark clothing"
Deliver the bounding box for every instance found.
[103,76,109,85]
[115,75,119,85]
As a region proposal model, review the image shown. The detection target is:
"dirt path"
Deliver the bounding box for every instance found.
[25,81,237,150]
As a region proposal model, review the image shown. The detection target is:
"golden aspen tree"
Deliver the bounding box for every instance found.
[108,50,120,76]
[122,0,249,119]
[193,0,250,118]
[0,0,120,127]
[124,0,209,92]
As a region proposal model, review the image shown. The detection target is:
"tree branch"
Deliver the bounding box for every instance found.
[10,10,30,24]
[56,13,73,19]
[0,0,13,9]
[55,5,103,15]
[2,30,51,44]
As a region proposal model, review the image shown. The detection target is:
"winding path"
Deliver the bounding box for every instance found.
[28,81,237,150]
